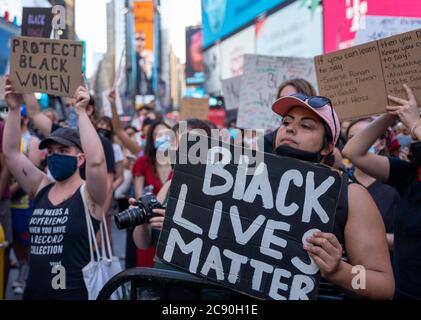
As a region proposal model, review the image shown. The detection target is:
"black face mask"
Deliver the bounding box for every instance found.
[97,128,112,140]
[274,145,322,163]
[410,142,421,165]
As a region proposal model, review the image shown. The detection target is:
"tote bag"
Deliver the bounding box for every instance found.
[80,184,123,300]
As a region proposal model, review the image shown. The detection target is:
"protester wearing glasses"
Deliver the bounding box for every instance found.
[343,84,421,299]
[271,93,394,299]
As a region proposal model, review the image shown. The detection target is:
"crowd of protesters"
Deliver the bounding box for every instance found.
[0,72,421,300]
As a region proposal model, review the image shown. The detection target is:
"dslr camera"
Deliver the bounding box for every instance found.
[114,193,164,230]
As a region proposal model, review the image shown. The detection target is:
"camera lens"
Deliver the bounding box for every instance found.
[114,206,147,229]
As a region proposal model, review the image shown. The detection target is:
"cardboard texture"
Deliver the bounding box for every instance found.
[9,36,84,97]
[237,54,317,130]
[179,98,209,120]
[156,135,342,300]
[315,28,421,120]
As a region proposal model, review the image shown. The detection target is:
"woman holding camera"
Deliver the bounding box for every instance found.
[131,119,212,265]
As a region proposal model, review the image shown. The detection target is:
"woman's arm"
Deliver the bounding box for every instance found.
[342,114,396,182]
[23,93,53,137]
[3,78,50,198]
[306,184,394,299]
[109,90,141,155]
[133,176,145,199]
[75,85,108,216]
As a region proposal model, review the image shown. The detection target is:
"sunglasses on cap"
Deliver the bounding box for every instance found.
[290,93,337,142]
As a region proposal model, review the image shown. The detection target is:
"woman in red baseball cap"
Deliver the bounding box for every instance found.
[271,93,394,299]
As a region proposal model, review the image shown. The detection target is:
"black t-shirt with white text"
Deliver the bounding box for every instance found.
[23,183,99,300]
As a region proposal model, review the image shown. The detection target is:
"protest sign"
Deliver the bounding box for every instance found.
[222,76,241,111]
[9,36,83,97]
[180,98,209,121]
[21,7,53,38]
[315,28,421,120]
[157,135,342,300]
[355,16,421,45]
[237,54,317,130]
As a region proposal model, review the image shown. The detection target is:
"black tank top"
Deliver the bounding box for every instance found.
[23,183,99,300]
[317,174,350,300]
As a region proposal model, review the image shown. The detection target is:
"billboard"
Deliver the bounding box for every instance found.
[204,44,222,94]
[133,0,154,95]
[221,25,255,79]
[323,0,421,53]
[0,21,20,75]
[256,0,323,57]
[21,7,53,38]
[185,26,204,85]
[202,0,286,48]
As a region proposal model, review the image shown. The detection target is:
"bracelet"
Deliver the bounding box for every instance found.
[411,122,421,139]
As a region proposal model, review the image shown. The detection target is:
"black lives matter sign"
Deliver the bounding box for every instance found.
[157,136,342,300]
[9,36,83,97]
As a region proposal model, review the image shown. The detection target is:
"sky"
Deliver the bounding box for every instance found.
[75,0,202,78]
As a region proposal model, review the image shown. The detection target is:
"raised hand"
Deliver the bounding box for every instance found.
[74,85,90,113]
[4,77,23,111]
[108,88,116,105]
[387,84,420,130]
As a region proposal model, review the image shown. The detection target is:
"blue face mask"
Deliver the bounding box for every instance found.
[47,154,78,181]
[154,135,171,151]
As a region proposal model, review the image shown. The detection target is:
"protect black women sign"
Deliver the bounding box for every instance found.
[9,36,83,97]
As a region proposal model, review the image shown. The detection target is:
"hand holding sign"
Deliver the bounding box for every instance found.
[4,77,23,111]
[304,231,343,279]
[386,84,420,130]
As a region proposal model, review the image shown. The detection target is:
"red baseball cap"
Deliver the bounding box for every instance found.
[272,94,340,145]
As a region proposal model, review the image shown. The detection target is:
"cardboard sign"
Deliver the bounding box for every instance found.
[237,54,317,130]
[355,16,421,45]
[179,98,209,121]
[157,135,342,300]
[9,36,84,97]
[21,7,53,38]
[222,76,241,111]
[315,28,421,120]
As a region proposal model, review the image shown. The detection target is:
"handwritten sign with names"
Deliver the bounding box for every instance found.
[315,28,421,120]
